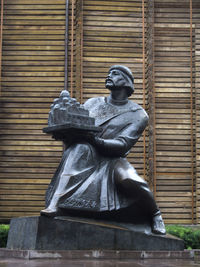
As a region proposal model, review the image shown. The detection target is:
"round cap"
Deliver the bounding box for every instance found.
[109,65,134,83]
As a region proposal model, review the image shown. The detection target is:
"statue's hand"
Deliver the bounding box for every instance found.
[66,131,97,144]
[92,136,104,146]
[90,137,128,157]
[83,132,99,144]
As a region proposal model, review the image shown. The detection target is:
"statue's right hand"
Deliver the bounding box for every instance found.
[82,132,97,144]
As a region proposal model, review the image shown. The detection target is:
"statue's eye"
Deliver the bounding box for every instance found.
[113,71,119,75]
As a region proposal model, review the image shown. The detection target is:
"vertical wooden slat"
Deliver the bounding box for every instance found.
[75,0,83,103]
[146,0,156,194]
[195,25,200,224]
[70,0,74,97]
[0,0,4,95]
[64,0,69,91]
[142,0,146,180]
[80,0,83,104]
[190,0,195,224]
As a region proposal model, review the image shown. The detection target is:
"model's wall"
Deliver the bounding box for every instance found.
[0,0,199,224]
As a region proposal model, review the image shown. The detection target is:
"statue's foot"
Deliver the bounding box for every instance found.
[40,208,59,217]
[152,213,166,235]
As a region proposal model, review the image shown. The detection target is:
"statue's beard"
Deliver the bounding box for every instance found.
[105,78,125,90]
[105,78,114,88]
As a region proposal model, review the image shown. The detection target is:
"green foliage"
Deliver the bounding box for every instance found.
[166,225,200,250]
[0,224,9,248]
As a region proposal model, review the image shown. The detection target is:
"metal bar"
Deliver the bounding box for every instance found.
[0,0,4,96]
[190,0,194,224]
[70,0,74,97]
[142,0,146,180]
[64,0,69,91]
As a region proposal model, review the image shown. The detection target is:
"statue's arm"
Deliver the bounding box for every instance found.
[90,110,149,157]
[91,137,128,157]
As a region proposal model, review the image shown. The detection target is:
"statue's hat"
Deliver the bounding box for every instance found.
[109,65,134,83]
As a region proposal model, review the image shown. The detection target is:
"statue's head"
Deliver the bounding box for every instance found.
[105,65,134,97]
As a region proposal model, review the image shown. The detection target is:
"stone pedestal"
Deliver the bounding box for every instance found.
[7,216,184,251]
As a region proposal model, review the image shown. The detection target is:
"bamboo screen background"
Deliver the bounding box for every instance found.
[0,0,199,224]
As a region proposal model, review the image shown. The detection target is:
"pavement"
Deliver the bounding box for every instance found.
[1,258,200,267]
[1,249,200,267]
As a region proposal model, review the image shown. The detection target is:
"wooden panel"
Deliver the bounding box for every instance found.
[153,0,196,224]
[0,0,65,221]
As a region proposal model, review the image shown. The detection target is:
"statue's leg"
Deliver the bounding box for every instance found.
[41,143,96,217]
[114,158,166,235]
[40,172,70,217]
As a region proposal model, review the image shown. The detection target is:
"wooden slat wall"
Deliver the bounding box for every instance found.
[0,0,65,221]
[154,0,196,224]
[0,0,200,224]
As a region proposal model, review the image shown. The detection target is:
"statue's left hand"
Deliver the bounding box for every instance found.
[68,131,97,143]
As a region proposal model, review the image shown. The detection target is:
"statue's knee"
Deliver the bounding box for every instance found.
[117,177,138,191]
[114,172,124,186]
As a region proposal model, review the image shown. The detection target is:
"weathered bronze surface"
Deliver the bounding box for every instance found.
[41,65,166,235]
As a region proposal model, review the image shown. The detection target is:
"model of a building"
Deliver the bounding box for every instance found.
[48,90,95,127]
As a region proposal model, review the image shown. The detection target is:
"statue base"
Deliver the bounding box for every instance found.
[7,216,184,251]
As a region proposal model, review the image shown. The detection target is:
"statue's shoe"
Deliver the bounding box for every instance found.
[152,214,166,235]
[40,208,58,217]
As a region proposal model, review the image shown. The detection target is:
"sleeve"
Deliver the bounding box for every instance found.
[117,110,149,153]
[92,109,149,157]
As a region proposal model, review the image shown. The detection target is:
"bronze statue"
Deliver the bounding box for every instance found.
[41,65,166,235]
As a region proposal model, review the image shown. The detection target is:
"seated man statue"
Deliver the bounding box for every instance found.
[41,65,166,235]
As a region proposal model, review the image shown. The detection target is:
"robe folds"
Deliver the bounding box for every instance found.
[45,97,149,213]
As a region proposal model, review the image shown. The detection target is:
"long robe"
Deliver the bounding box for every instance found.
[45,97,149,213]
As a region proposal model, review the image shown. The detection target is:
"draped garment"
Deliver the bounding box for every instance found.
[45,97,148,212]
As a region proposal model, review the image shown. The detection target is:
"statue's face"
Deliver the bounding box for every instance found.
[105,69,127,90]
